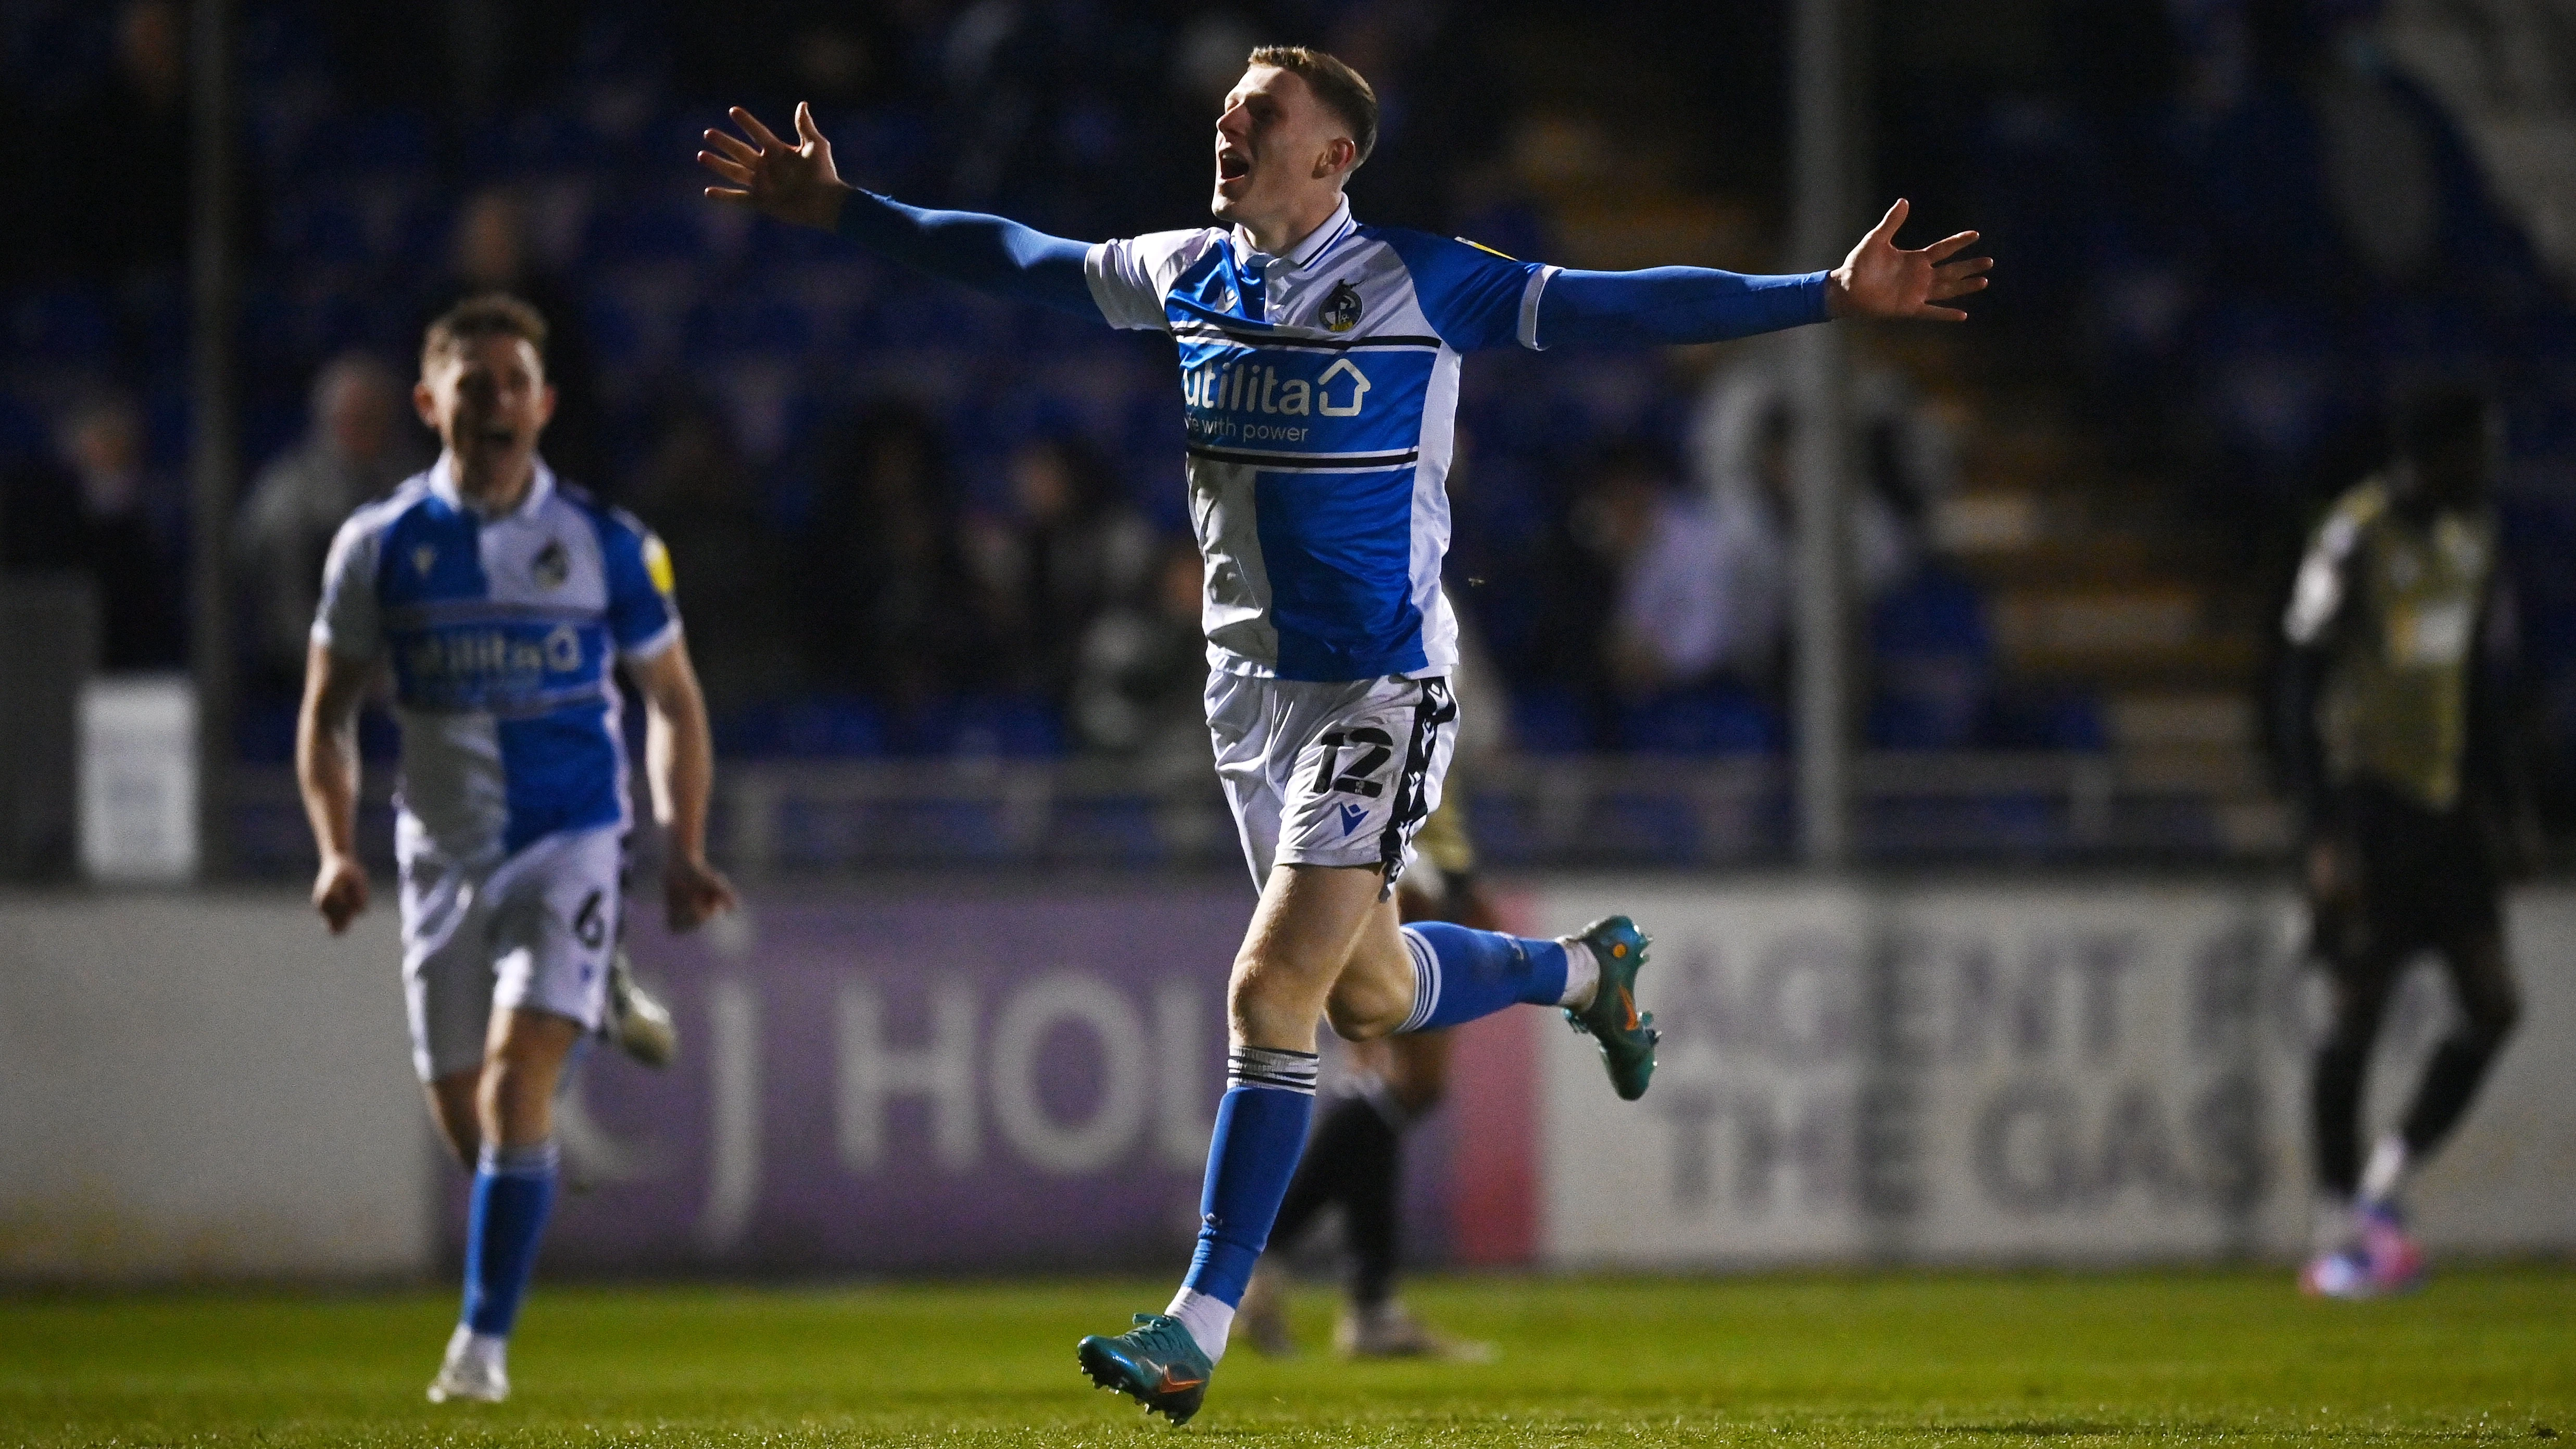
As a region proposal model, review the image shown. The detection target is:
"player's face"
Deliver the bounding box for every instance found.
[415,335,555,491]
[1211,66,1348,225]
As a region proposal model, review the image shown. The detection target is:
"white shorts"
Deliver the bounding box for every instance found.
[398,820,624,1082]
[1206,671,1457,894]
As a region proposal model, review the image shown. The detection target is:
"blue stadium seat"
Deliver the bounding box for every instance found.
[8,288,116,366]
[862,800,1008,861]
[0,389,45,468]
[237,695,299,764]
[688,293,814,357]
[781,699,888,759]
[585,197,713,264]
[1617,683,1780,755]
[1868,568,1996,750]
[267,187,375,269]
[358,709,400,762]
[1872,567,1992,660]
[718,698,887,759]
[1590,792,1701,861]
[479,109,615,180]
[1981,688,2108,752]
[1867,692,1961,751]
[305,109,436,178]
[1509,689,1595,754]
[951,696,1065,759]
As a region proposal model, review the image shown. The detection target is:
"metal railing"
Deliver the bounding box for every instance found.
[228,748,2287,878]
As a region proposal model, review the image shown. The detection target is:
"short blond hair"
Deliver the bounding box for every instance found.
[1247,45,1378,169]
[421,293,548,375]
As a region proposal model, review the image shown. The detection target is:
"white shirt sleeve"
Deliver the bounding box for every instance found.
[1085,230,1220,333]
[310,513,384,661]
[2284,513,2359,646]
[1517,266,1560,350]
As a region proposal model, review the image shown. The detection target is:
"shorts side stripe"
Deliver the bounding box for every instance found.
[1377,677,1457,887]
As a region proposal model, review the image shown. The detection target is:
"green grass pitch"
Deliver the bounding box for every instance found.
[5,1267,2570,1445]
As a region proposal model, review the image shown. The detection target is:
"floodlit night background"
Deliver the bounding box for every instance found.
[2,0,2571,1335]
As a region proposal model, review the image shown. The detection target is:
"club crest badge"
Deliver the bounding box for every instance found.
[1320,280,1363,333]
[411,545,437,578]
[531,538,569,589]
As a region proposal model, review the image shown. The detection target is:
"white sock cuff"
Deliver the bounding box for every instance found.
[477,1139,560,1177]
[1557,935,1600,1009]
[1397,925,1439,1034]
[1226,1045,1321,1095]
[1165,1287,1234,1362]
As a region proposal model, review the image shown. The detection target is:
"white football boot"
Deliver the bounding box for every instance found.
[606,948,677,1068]
[1234,1263,1297,1357]
[425,1324,509,1404]
[1335,1300,1494,1362]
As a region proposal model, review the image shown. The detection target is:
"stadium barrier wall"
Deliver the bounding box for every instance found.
[4,883,2569,1282]
[527,888,1260,1275]
[1519,881,2576,1267]
[0,893,429,1280]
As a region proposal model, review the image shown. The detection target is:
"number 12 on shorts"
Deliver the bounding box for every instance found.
[1311,728,1393,797]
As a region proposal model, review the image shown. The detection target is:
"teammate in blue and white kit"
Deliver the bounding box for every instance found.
[296,295,737,1404]
[700,45,1988,1422]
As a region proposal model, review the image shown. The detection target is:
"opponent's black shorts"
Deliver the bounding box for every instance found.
[2311,777,2502,962]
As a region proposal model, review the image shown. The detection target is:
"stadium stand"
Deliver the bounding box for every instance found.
[3,0,2570,871]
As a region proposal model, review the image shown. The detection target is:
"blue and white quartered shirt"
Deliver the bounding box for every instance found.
[313,457,680,862]
[1087,197,1539,682]
[832,186,1831,686]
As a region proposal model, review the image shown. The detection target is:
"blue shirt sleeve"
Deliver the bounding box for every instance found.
[596,508,681,658]
[1371,230,1547,352]
[1535,268,1831,348]
[834,189,1098,317]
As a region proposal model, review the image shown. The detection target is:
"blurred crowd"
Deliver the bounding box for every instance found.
[2,0,2570,772]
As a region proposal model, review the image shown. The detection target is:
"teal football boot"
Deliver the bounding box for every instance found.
[1077,1313,1213,1425]
[1564,915,1657,1100]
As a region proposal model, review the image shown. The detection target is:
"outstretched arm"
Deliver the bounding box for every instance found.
[699,103,1094,317]
[1535,198,1990,348]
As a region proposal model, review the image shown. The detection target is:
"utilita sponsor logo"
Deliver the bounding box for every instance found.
[405,623,584,681]
[1180,356,1371,418]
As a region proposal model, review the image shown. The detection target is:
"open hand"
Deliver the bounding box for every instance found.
[313,851,369,934]
[698,103,850,231]
[664,852,740,934]
[1826,199,1991,322]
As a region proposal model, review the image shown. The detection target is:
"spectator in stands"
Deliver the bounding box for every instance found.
[801,400,998,705]
[967,436,1158,710]
[1691,344,1938,610]
[48,395,182,671]
[233,355,421,691]
[1071,536,1214,765]
[626,395,796,719]
[418,189,602,489]
[52,1,189,285]
[1568,444,1775,702]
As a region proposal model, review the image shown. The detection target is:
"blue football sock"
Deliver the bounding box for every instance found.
[1397,922,1572,1033]
[460,1140,559,1338]
[1176,1046,1319,1321]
